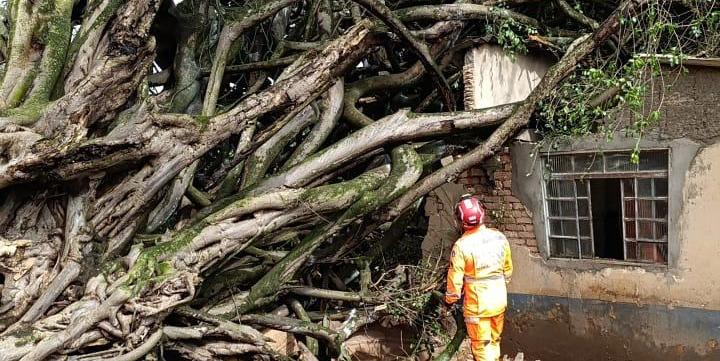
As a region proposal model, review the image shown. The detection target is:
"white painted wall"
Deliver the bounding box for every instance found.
[463,45,551,110]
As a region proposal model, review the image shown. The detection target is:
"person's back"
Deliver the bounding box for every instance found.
[445,195,513,361]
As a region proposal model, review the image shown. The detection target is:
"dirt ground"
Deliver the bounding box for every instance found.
[451,339,475,361]
[451,339,535,361]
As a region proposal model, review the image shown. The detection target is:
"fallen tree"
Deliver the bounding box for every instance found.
[0,0,715,359]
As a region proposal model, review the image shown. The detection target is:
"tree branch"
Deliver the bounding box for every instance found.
[239,314,342,354]
[289,287,381,303]
[203,0,301,116]
[388,0,650,218]
[258,105,514,191]
[555,0,600,29]
[395,4,540,28]
[288,298,319,355]
[282,80,343,169]
[111,329,163,361]
[350,0,454,111]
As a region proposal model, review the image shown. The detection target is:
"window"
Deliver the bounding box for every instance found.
[543,150,669,264]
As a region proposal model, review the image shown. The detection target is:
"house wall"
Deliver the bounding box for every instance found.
[505,139,720,360]
[616,65,720,144]
[438,54,720,360]
[463,45,551,109]
[446,139,720,360]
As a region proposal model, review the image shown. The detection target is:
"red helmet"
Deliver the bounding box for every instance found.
[455,194,484,229]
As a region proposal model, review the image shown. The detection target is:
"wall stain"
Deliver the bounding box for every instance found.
[504,293,720,361]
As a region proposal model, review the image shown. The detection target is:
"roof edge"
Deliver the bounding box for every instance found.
[636,53,720,68]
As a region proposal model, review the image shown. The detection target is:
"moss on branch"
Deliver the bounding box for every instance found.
[122,165,388,296]
[124,221,208,294]
[27,0,74,103]
[235,146,421,315]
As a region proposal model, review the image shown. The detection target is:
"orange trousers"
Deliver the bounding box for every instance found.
[465,313,504,361]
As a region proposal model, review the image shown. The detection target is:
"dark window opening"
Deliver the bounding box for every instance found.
[589,179,624,260]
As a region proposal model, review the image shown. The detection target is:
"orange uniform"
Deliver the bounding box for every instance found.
[445,225,513,361]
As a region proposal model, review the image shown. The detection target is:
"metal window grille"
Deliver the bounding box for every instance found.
[542,150,669,263]
[546,179,593,258]
[621,177,669,263]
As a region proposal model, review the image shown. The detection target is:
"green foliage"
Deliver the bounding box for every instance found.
[378,263,447,355]
[539,56,653,138]
[536,1,718,163]
[538,56,666,163]
[485,14,538,58]
[641,2,719,59]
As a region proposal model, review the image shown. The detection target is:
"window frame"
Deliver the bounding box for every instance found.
[541,148,670,265]
[544,179,594,259]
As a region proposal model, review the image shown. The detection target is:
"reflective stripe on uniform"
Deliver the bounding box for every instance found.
[464,274,505,284]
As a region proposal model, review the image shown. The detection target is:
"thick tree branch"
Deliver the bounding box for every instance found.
[240,104,318,189]
[395,4,540,28]
[236,146,422,314]
[282,80,343,169]
[258,105,514,191]
[388,0,649,217]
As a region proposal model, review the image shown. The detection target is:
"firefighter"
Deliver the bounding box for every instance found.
[445,194,513,361]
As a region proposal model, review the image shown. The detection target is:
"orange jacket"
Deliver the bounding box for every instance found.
[445,225,513,318]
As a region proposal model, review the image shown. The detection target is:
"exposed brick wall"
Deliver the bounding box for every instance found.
[457,148,540,253]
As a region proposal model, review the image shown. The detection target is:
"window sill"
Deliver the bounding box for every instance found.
[545,257,669,271]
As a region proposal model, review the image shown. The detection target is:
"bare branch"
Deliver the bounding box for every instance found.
[289,287,381,303]
[555,0,600,29]
[239,314,342,354]
[288,298,319,355]
[203,0,301,116]
[258,105,514,191]
[350,0,455,111]
[111,329,163,361]
[282,80,344,168]
[206,54,301,76]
